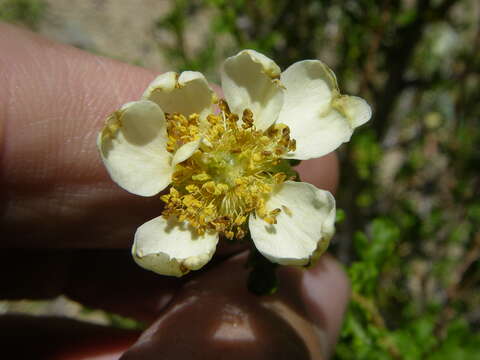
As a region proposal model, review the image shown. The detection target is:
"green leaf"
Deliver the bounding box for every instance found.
[349,262,379,294]
[354,218,399,265]
[336,209,346,224]
[467,203,480,223]
[0,0,46,28]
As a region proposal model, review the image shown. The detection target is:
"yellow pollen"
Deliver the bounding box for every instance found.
[165,113,201,153]
[101,112,122,140]
[161,100,296,239]
[192,173,210,181]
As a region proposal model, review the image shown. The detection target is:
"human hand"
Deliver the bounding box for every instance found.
[0,23,348,359]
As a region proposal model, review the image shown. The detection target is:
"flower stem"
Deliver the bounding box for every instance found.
[246,247,278,296]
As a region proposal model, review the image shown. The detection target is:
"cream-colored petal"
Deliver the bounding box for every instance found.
[97,100,172,196]
[172,138,202,166]
[132,216,219,277]
[249,181,335,266]
[332,95,372,128]
[221,49,284,130]
[143,71,215,120]
[277,60,372,160]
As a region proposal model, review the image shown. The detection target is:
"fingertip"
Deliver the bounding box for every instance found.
[295,153,339,194]
[302,254,350,355]
[122,253,349,360]
[120,255,313,359]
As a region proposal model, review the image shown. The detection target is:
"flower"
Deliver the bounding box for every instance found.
[97,50,371,277]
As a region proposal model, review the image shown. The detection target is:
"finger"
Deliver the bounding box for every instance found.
[120,252,349,360]
[0,248,249,322]
[0,23,159,248]
[0,249,181,322]
[0,314,139,360]
[295,153,338,194]
[296,254,350,353]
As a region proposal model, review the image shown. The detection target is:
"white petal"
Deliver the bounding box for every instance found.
[277,60,372,160]
[172,138,202,166]
[249,181,335,266]
[221,49,284,130]
[332,95,372,128]
[97,100,172,196]
[143,71,215,120]
[132,216,219,277]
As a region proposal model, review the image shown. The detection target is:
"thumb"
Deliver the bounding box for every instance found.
[120,252,349,360]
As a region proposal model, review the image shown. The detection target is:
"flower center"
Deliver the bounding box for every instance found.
[161,100,296,240]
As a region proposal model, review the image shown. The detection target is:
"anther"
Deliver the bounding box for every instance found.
[218,99,231,114]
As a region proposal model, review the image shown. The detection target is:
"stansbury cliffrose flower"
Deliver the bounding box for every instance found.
[97,50,371,277]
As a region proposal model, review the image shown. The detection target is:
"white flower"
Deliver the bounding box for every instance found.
[97,50,371,277]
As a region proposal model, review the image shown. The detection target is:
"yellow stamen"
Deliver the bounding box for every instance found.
[165,112,200,153]
[161,100,296,238]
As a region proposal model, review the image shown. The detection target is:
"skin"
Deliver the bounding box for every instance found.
[0,23,348,359]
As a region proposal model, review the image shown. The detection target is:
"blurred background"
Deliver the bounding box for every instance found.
[1,0,479,358]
